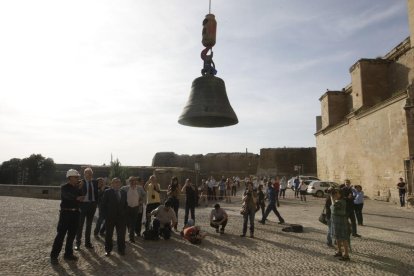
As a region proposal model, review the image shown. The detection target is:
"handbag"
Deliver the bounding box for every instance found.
[319,206,327,225]
[240,203,247,215]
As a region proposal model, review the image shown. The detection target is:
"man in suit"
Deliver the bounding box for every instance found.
[102,177,128,256]
[75,167,99,250]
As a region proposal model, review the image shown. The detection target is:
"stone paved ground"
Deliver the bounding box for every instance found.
[0,190,413,276]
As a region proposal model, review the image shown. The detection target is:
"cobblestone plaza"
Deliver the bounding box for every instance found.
[0,192,413,276]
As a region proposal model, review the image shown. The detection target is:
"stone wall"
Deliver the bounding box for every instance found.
[0,184,61,200]
[257,148,317,177]
[316,93,409,199]
[152,152,259,178]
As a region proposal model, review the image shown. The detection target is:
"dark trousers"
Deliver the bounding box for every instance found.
[76,202,97,246]
[184,204,195,225]
[261,202,284,223]
[242,208,255,235]
[256,202,265,218]
[51,211,79,258]
[126,206,139,240]
[231,186,237,196]
[94,206,105,235]
[134,211,143,236]
[105,218,126,253]
[354,203,364,225]
[399,190,406,207]
[207,187,213,201]
[210,218,228,230]
[145,203,160,231]
[294,188,300,198]
[169,197,179,220]
[279,189,286,198]
[212,187,217,200]
[347,209,357,235]
[152,219,172,240]
[219,189,225,200]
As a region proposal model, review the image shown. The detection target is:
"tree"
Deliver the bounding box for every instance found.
[108,158,129,184]
[21,154,56,185]
[0,158,22,184]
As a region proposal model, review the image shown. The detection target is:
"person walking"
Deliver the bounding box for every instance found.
[255,184,265,218]
[259,181,285,225]
[397,178,407,207]
[75,167,98,250]
[240,182,257,238]
[182,178,197,225]
[50,169,84,264]
[101,178,128,256]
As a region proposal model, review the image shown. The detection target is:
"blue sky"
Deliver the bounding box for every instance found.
[0,0,409,166]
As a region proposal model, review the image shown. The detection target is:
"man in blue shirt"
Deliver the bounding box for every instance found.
[259,182,285,224]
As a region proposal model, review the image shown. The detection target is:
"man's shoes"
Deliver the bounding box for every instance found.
[130,239,135,243]
[352,234,361,238]
[63,255,78,261]
[327,243,334,247]
[220,229,224,234]
[334,252,342,257]
[278,221,285,224]
[50,257,59,265]
[249,233,254,238]
[258,220,265,225]
[85,243,94,249]
[118,250,125,256]
[105,252,111,257]
[240,234,246,237]
[215,228,219,233]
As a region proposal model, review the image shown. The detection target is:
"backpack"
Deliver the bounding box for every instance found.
[282,224,303,233]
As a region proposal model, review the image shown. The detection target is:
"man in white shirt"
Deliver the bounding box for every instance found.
[121,176,146,243]
[210,204,228,234]
[150,199,177,240]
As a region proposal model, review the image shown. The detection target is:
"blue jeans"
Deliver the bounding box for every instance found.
[261,203,284,223]
[242,208,255,235]
[399,190,406,207]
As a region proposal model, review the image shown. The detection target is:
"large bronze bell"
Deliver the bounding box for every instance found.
[178,74,238,127]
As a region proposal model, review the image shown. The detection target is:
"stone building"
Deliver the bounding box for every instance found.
[315,1,414,201]
[258,148,317,177]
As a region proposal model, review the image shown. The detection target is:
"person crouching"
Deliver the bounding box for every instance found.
[150,199,177,240]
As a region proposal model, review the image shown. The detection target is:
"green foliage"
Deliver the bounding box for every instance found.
[0,154,56,185]
[108,158,129,185]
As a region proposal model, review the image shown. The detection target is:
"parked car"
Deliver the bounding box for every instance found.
[287,176,320,190]
[307,181,339,197]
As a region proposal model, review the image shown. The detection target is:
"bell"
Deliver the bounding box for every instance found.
[178,74,238,127]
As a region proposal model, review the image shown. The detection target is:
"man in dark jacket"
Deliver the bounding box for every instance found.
[75,167,99,250]
[50,169,84,264]
[102,177,128,256]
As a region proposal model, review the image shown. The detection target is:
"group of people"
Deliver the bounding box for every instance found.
[50,169,233,264]
[324,179,364,262]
